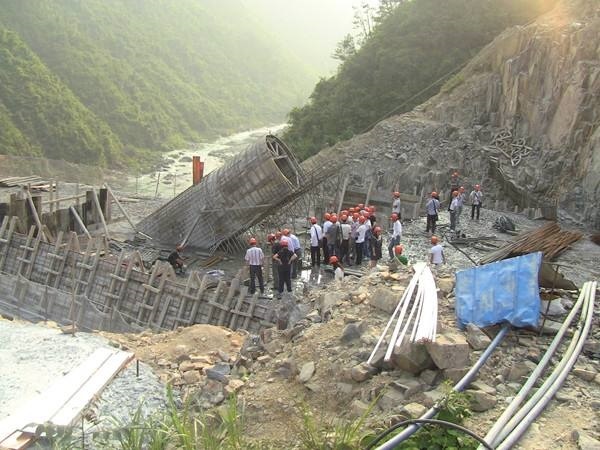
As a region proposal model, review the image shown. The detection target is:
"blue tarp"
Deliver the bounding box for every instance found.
[455,252,542,329]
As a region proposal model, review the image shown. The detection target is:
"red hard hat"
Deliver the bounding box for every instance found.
[324,213,331,220]
[393,191,400,198]
[275,231,282,239]
[280,237,288,245]
[452,190,459,197]
[249,237,257,245]
[391,213,398,220]
[374,226,382,234]
[341,214,348,221]
[358,203,365,209]
[431,236,439,244]
[310,216,317,224]
[329,255,338,264]
[358,216,366,223]
[394,244,403,255]
[267,233,275,242]
[282,229,290,236]
[331,215,338,223]
[431,191,438,197]
[352,212,359,219]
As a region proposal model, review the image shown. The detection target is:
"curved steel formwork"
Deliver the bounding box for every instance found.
[137,135,304,251]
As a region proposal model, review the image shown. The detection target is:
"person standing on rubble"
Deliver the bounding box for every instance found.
[393,244,409,267]
[309,217,322,267]
[450,171,460,197]
[392,191,402,219]
[388,213,402,259]
[273,237,297,298]
[340,214,352,266]
[470,184,483,220]
[322,213,332,262]
[429,236,446,267]
[329,255,344,284]
[456,186,466,228]
[283,228,302,278]
[267,233,280,290]
[244,237,264,295]
[355,215,367,265]
[168,245,186,274]
[369,226,383,268]
[425,191,440,235]
[350,212,360,263]
[326,214,340,260]
[449,190,460,232]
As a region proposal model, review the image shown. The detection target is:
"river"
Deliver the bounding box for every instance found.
[122,123,287,198]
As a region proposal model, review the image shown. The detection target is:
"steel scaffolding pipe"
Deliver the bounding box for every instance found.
[137,135,304,250]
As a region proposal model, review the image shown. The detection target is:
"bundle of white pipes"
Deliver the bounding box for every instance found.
[481,280,597,449]
[367,262,439,364]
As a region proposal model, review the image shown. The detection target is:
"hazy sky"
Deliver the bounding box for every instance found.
[242,0,382,75]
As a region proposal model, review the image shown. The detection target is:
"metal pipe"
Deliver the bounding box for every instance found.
[482,283,589,446]
[495,281,595,450]
[375,324,510,450]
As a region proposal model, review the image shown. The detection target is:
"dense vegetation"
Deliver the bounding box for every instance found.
[283,0,559,160]
[0,0,316,168]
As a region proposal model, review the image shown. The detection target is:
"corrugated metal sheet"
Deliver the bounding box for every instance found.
[455,252,542,328]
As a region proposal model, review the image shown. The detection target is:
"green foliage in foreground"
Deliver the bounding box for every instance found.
[283,0,559,160]
[37,383,478,449]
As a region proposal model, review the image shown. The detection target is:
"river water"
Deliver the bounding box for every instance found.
[121,123,286,198]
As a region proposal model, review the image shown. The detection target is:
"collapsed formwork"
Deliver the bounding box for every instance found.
[137,135,305,251]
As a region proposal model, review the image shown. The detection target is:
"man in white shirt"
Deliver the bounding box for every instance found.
[388,213,402,258]
[322,213,332,262]
[429,235,445,267]
[456,186,466,227]
[244,237,264,294]
[392,191,402,218]
[340,214,352,265]
[449,190,460,231]
[355,216,367,265]
[283,228,302,278]
[470,184,483,220]
[425,191,440,234]
[309,216,322,267]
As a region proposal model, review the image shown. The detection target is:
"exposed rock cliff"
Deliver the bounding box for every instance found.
[303,0,599,229]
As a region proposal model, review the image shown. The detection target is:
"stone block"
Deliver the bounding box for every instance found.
[465,324,491,350]
[274,358,298,379]
[505,361,536,382]
[390,342,435,375]
[426,332,470,369]
[351,362,378,382]
[298,361,316,383]
[370,288,401,314]
[465,389,496,412]
[572,368,596,382]
[468,381,496,395]
[182,370,201,384]
[402,402,428,418]
[442,367,470,383]
[341,321,366,343]
[437,277,455,296]
[350,399,370,418]
[378,388,405,411]
[390,378,423,398]
[419,369,438,386]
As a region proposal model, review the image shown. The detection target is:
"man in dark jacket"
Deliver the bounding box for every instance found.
[272,237,297,298]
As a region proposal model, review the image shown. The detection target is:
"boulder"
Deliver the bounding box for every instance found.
[274,358,298,379]
[419,369,439,386]
[351,362,378,382]
[505,361,536,382]
[389,378,424,398]
[390,342,436,375]
[298,362,316,383]
[465,324,491,350]
[465,389,497,412]
[437,277,455,296]
[426,332,470,369]
[442,367,470,383]
[468,381,496,395]
[341,322,366,343]
[572,368,596,382]
[205,362,231,383]
[370,288,400,314]
[182,370,201,384]
[350,399,370,418]
[224,379,245,395]
[378,388,405,411]
[402,402,428,418]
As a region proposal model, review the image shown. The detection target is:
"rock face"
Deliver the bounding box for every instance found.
[301,0,600,229]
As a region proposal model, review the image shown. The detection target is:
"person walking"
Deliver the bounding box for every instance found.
[388,213,402,258]
[369,226,383,268]
[273,237,297,298]
[429,236,446,267]
[244,237,264,295]
[449,190,459,231]
[425,191,440,234]
[309,217,322,267]
[470,184,483,220]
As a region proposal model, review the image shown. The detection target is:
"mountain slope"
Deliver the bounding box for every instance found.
[0,0,316,166]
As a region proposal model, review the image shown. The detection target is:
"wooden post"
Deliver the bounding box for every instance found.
[55,181,60,211]
[26,191,48,242]
[154,172,161,199]
[49,180,55,213]
[91,188,110,239]
[75,183,80,207]
[337,175,350,215]
[104,184,137,233]
[70,206,91,239]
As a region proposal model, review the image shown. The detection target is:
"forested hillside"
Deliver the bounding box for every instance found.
[0,0,316,167]
[283,0,559,160]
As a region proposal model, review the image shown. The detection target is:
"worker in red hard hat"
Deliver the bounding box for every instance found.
[449,190,460,231]
[329,255,344,284]
[429,235,445,267]
[267,232,281,289]
[426,191,441,235]
[326,214,340,261]
[394,244,408,266]
[273,237,297,298]
[322,213,333,263]
[456,186,466,227]
[309,216,323,267]
[168,244,186,274]
[244,237,264,295]
[282,228,302,278]
[469,184,483,220]
[450,171,460,198]
[355,215,367,265]
[339,214,352,265]
[392,191,402,220]
[369,226,383,268]
[388,213,402,259]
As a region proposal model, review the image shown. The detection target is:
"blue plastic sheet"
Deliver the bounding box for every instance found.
[455,252,542,329]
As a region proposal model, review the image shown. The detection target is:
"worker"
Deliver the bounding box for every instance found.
[388,213,402,258]
[322,213,332,262]
[282,228,302,278]
[449,190,460,231]
[450,171,460,197]
[425,191,441,235]
[429,236,446,267]
[244,237,264,295]
[392,191,402,219]
[355,215,367,265]
[349,212,360,263]
[340,214,352,265]
[309,216,323,267]
[470,184,483,220]
[267,233,280,290]
[456,186,466,227]
[369,226,383,268]
[167,244,186,274]
[326,214,340,260]
[329,255,344,284]
[394,244,408,266]
[273,237,297,298]
[363,211,373,259]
